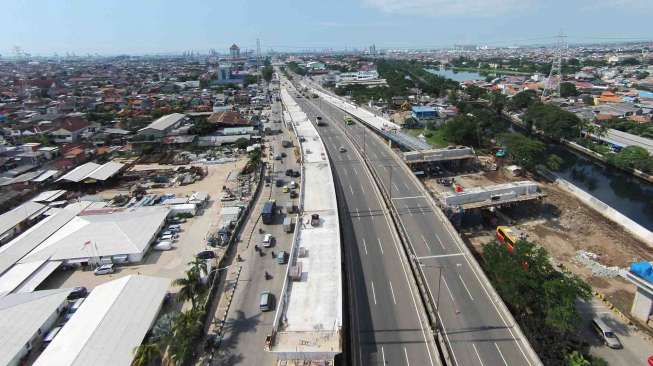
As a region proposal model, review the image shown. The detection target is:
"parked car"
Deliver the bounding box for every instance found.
[167,224,182,232]
[196,250,216,260]
[289,191,298,199]
[339,147,347,152]
[64,298,85,320]
[259,291,274,312]
[292,170,301,177]
[67,286,88,300]
[94,264,115,276]
[262,233,274,248]
[276,251,288,264]
[280,152,287,158]
[42,326,63,348]
[285,169,294,177]
[282,186,289,193]
[154,241,173,251]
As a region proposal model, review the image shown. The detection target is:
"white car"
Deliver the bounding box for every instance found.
[262,234,274,248]
[153,241,173,251]
[94,264,115,275]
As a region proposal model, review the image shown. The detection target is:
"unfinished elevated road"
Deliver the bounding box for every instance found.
[279,76,439,366]
[299,80,542,366]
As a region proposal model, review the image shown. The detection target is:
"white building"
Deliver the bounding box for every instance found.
[0,289,71,366]
[137,113,187,137]
[33,275,171,366]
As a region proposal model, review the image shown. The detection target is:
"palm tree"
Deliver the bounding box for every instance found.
[132,341,161,366]
[173,269,200,308]
[188,258,208,278]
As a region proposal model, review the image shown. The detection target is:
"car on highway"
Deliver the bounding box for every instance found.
[275,179,284,187]
[281,152,287,158]
[285,169,294,176]
[276,251,288,264]
[94,263,115,276]
[262,233,274,247]
[274,154,282,160]
[339,146,347,152]
[259,291,274,312]
[592,317,623,349]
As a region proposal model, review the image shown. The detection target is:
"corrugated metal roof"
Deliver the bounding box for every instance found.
[57,161,124,183]
[57,162,101,182]
[0,288,71,366]
[0,201,47,236]
[86,162,124,181]
[138,113,186,132]
[33,275,170,366]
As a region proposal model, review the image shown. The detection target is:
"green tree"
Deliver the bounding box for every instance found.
[508,89,537,110]
[524,103,583,140]
[262,65,273,83]
[235,137,249,149]
[560,82,578,98]
[169,308,204,364]
[466,84,485,100]
[441,114,482,147]
[565,351,590,366]
[132,341,162,366]
[607,145,653,173]
[498,133,546,170]
[487,90,507,115]
[546,154,563,171]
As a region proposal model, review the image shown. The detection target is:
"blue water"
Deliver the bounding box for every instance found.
[425,68,483,82]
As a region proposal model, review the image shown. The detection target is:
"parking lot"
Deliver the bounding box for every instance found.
[38,160,248,292]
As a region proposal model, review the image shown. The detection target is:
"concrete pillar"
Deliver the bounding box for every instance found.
[631,287,653,323]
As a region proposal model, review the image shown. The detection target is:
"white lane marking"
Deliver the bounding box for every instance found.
[353,168,359,176]
[391,195,425,200]
[442,276,457,305]
[377,238,384,255]
[355,208,361,221]
[362,238,368,255]
[381,346,386,365]
[392,182,400,193]
[458,273,475,301]
[472,344,485,366]
[349,184,354,195]
[389,281,397,305]
[371,281,377,305]
[434,235,446,250]
[420,235,431,252]
[369,208,375,222]
[404,347,411,366]
[417,253,464,260]
[495,343,508,366]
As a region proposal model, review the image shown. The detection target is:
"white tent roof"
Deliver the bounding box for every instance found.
[33,275,170,366]
[57,161,124,183]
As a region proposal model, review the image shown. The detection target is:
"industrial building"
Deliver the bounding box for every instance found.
[137,113,187,137]
[0,289,72,366]
[56,161,125,183]
[33,275,170,366]
[0,201,49,245]
[21,206,169,264]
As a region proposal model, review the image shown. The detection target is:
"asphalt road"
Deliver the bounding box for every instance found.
[281,79,439,366]
[217,98,299,365]
[296,83,538,366]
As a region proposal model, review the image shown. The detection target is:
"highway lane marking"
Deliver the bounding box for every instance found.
[369,209,375,222]
[392,182,400,193]
[389,281,397,305]
[495,343,509,366]
[417,253,464,260]
[391,195,425,200]
[362,238,368,255]
[434,235,446,250]
[472,344,485,366]
[404,347,411,366]
[349,184,355,195]
[458,273,475,301]
[420,235,431,252]
[442,276,458,308]
[355,208,361,221]
[371,281,377,305]
[381,346,386,365]
[377,238,384,255]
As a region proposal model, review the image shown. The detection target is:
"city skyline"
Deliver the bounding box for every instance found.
[2,0,653,55]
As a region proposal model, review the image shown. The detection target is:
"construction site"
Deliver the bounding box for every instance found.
[417,150,653,335]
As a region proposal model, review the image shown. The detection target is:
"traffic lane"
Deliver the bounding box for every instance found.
[318,107,437,365]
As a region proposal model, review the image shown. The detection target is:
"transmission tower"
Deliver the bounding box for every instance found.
[543,32,567,98]
[256,38,262,85]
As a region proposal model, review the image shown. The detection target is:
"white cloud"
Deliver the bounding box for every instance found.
[361,0,535,17]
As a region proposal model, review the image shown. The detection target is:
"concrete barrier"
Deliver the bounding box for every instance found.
[549,171,653,247]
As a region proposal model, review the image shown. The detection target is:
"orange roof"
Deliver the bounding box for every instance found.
[595,114,613,121]
[628,115,651,123]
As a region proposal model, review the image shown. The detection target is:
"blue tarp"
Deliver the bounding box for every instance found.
[630,261,653,283]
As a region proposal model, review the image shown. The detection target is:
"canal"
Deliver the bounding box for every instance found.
[550,145,653,231]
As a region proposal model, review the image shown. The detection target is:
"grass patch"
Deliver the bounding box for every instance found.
[403,128,450,148]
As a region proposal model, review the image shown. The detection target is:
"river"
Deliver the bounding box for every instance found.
[549,145,653,231]
[425,68,483,82]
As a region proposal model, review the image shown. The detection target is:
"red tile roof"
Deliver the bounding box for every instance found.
[206,111,249,126]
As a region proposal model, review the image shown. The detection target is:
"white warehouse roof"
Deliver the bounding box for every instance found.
[138,113,186,132]
[33,275,171,366]
[0,201,47,237]
[57,161,125,183]
[22,207,169,263]
[0,289,71,366]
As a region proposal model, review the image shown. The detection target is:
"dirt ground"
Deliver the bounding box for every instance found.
[426,167,653,324]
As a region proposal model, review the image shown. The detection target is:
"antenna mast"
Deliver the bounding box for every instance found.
[543,32,567,98]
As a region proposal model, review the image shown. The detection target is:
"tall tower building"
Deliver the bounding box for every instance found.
[229,43,240,59]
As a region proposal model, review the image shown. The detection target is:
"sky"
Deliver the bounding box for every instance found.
[2,0,652,56]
